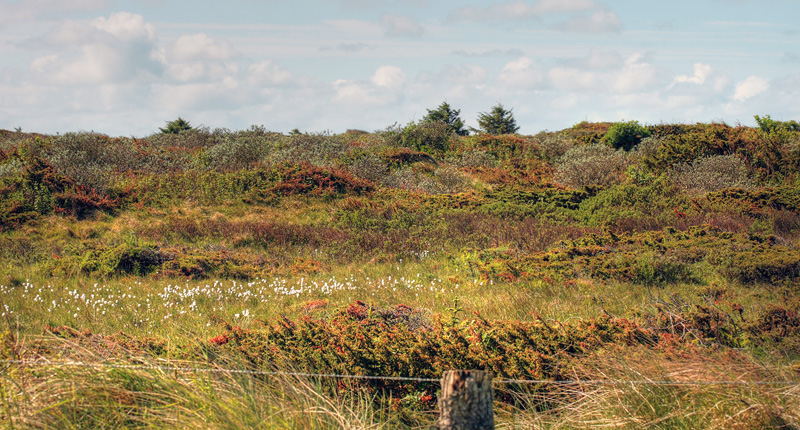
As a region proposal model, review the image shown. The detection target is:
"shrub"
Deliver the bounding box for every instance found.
[145,127,217,151]
[603,120,651,151]
[553,144,629,188]
[389,121,453,154]
[381,148,437,167]
[453,149,497,168]
[266,163,374,196]
[200,129,280,171]
[72,243,173,277]
[532,131,574,161]
[670,155,754,195]
[714,243,800,283]
[566,121,612,145]
[754,115,800,134]
[419,167,471,195]
[272,132,347,166]
[347,153,389,183]
[209,302,657,402]
[465,134,536,162]
[629,136,664,162]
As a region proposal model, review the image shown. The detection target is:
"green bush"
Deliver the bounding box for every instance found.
[387,121,453,154]
[603,120,651,151]
[210,301,657,402]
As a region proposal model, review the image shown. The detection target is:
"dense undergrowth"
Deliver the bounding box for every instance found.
[2,119,800,428]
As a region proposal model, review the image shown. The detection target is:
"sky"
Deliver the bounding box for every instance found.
[1,0,799,137]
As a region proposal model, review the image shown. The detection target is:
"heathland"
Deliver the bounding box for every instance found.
[1,117,800,428]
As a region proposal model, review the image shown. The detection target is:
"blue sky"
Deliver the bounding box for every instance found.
[1,0,798,136]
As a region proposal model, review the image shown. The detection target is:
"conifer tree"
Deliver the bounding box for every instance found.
[422,101,469,136]
[159,117,193,134]
[476,103,519,135]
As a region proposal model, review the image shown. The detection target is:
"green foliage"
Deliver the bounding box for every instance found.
[754,115,800,134]
[159,117,193,134]
[462,226,800,287]
[641,123,795,181]
[388,121,453,154]
[602,120,651,151]
[422,101,469,136]
[211,301,656,401]
[567,121,613,145]
[476,103,520,135]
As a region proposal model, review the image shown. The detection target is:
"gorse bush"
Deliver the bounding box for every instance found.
[567,121,613,145]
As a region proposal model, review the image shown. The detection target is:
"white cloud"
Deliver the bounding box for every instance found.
[372,65,406,88]
[171,33,237,62]
[0,0,109,26]
[380,14,424,38]
[548,52,657,93]
[27,12,164,84]
[497,57,542,88]
[674,63,713,85]
[670,63,730,95]
[449,0,622,33]
[612,53,658,92]
[531,0,599,14]
[91,12,156,41]
[558,9,622,33]
[733,76,769,101]
[246,61,294,86]
[333,65,407,106]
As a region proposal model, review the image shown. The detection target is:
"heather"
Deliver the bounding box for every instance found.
[2,120,800,428]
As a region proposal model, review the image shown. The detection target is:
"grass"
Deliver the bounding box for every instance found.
[2,121,800,428]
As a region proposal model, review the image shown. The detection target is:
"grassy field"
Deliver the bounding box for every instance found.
[2,120,800,428]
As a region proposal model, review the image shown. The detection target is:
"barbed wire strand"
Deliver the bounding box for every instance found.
[3,359,799,386]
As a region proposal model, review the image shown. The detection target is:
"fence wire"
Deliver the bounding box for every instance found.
[4,359,799,386]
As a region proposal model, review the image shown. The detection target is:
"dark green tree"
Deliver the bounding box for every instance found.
[476,103,519,135]
[422,101,469,136]
[159,117,193,134]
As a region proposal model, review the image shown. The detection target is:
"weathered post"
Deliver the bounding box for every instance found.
[438,370,494,430]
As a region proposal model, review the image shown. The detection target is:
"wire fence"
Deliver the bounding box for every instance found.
[3,359,799,387]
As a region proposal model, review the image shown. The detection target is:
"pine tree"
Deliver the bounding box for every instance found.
[159,117,193,134]
[476,104,519,135]
[422,102,469,136]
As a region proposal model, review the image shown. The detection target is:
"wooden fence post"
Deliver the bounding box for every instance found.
[438,370,494,430]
